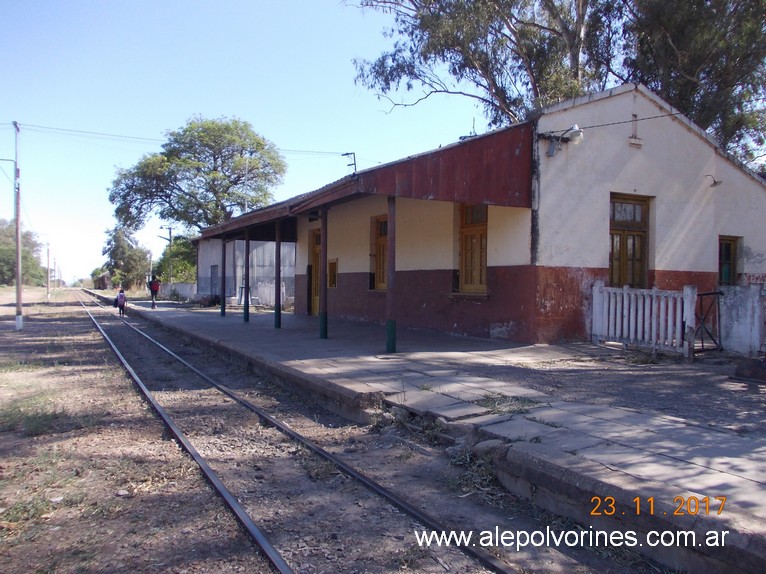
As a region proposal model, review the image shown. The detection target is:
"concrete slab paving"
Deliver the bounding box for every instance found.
[480,416,562,442]
[419,382,490,402]
[534,427,606,453]
[384,388,465,415]
[454,412,514,427]
[563,418,648,441]
[521,405,601,428]
[425,401,489,421]
[577,443,651,466]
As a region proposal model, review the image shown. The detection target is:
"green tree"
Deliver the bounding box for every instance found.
[355,0,765,167]
[354,0,596,125]
[0,219,46,286]
[108,117,287,232]
[610,0,766,163]
[154,235,197,284]
[102,227,151,290]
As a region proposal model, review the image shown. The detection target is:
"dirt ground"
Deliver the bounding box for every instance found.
[0,287,275,573]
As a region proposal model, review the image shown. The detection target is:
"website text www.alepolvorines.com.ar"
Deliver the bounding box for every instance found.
[414,525,730,552]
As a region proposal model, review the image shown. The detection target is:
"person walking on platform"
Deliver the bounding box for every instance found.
[149,275,160,309]
[117,289,127,317]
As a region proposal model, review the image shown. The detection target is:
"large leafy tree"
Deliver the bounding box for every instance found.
[102,227,151,290]
[0,219,46,286]
[109,117,287,232]
[354,0,597,125]
[605,0,766,163]
[154,235,197,284]
[355,0,765,166]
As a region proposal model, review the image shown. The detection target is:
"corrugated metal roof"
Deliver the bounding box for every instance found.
[200,121,533,241]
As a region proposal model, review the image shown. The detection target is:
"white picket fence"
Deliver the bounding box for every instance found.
[591,281,697,358]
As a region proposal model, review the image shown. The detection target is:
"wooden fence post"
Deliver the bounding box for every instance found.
[592,281,604,343]
[683,285,697,362]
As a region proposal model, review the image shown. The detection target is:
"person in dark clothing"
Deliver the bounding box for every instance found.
[149,275,160,309]
[117,289,127,317]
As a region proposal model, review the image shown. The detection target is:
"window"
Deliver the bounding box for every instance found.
[719,236,738,285]
[609,195,649,288]
[459,204,487,293]
[328,259,338,288]
[372,216,387,290]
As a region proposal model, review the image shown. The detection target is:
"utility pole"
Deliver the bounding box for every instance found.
[46,243,50,302]
[13,122,22,330]
[342,152,357,173]
[159,225,173,295]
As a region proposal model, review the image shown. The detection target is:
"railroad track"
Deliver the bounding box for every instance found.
[75,292,513,573]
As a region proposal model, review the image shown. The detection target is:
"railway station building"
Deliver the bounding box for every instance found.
[197,84,766,355]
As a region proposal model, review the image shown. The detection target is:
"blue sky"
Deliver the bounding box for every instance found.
[0,0,482,283]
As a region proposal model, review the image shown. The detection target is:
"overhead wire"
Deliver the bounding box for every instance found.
[3,121,355,158]
[18,123,164,143]
[0,164,12,185]
[578,111,686,131]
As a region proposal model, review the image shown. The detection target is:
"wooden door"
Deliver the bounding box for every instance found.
[310,229,321,315]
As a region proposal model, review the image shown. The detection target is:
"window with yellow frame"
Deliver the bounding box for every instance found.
[459,204,487,293]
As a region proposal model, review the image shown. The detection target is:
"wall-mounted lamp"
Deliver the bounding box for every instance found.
[705,174,723,188]
[541,124,585,157]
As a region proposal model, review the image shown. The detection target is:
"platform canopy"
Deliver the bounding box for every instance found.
[199,122,534,243]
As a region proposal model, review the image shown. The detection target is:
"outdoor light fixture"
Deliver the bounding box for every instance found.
[542,124,585,157]
[706,174,723,188]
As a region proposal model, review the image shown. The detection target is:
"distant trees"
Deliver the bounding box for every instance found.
[102,227,150,290]
[354,0,765,167]
[0,219,46,286]
[108,117,287,232]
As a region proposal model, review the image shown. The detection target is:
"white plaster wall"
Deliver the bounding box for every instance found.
[396,198,454,271]
[713,162,766,278]
[536,85,766,275]
[488,206,532,267]
[197,238,222,272]
[197,238,225,295]
[329,195,387,273]
[295,217,313,270]
[720,285,765,356]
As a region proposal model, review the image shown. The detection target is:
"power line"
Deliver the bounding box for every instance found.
[18,122,164,143]
[280,148,349,157]
[579,111,685,131]
[4,122,353,157]
[0,164,13,185]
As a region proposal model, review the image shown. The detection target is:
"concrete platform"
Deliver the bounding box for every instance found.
[103,296,766,573]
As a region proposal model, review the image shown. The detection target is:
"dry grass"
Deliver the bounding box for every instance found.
[474,392,538,415]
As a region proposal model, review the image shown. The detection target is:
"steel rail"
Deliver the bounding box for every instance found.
[80,292,516,574]
[77,294,294,574]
